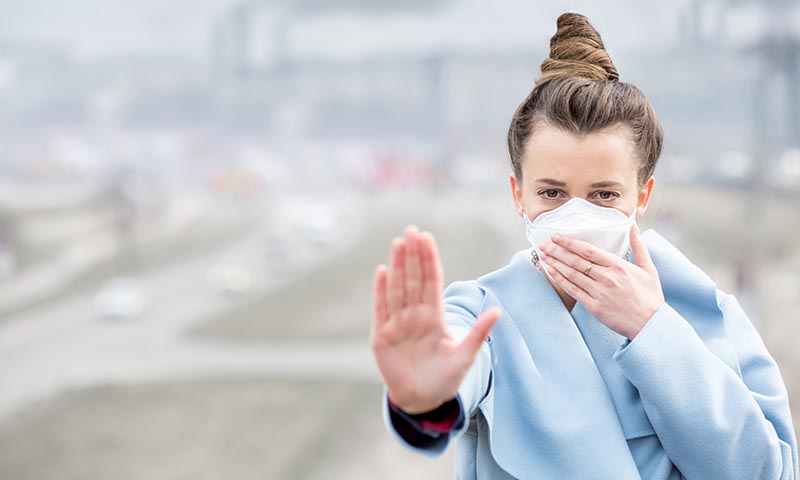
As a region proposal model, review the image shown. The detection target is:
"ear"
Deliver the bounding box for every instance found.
[636,175,655,220]
[510,173,524,216]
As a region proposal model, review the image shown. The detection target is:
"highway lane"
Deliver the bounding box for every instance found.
[0,196,368,421]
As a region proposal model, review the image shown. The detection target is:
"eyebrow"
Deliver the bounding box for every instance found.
[534,178,567,187]
[534,178,623,188]
[589,181,623,188]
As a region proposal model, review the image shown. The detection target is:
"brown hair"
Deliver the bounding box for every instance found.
[507,12,664,187]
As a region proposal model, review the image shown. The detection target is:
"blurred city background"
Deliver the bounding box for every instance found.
[0,0,798,478]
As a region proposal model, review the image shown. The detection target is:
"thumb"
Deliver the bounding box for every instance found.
[630,223,655,273]
[456,307,501,360]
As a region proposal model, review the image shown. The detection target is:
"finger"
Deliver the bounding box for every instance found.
[386,237,407,314]
[630,224,655,273]
[550,234,618,267]
[545,261,594,306]
[541,252,595,293]
[372,264,389,330]
[539,239,612,277]
[456,307,501,360]
[419,230,443,305]
[403,225,422,305]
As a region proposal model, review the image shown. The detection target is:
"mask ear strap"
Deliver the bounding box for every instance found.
[626,207,635,261]
[522,210,533,224]
[524,209,540,268]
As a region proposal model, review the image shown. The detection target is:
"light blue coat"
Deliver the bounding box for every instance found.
[381,229,798,479]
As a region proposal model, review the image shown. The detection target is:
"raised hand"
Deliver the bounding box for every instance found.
[369,225,501,414]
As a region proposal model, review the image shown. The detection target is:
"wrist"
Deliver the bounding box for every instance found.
[389,394,460,423]
[387,392,452,416]
[626,301,665,340]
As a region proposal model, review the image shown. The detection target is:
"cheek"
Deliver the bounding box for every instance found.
[523,199,549,219]
[620,199,638,218]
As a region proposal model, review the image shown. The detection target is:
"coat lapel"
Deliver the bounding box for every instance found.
[475,248,642,479]
[570,301,656,439]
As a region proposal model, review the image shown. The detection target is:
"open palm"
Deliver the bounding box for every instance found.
[369,225,501,414]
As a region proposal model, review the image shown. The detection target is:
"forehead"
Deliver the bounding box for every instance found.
[521,124,638,185]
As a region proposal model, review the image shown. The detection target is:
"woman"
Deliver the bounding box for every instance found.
[369,12,798,480]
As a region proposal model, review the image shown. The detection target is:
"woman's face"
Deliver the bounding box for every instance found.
[510,123,655,222]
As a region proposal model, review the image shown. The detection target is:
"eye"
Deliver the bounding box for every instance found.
[593,190,619,201]
[538,188,564,200]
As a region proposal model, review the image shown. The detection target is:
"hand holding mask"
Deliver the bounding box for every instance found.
[523,197,664,339]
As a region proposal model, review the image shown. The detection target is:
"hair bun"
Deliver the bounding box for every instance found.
[537,12,619,84]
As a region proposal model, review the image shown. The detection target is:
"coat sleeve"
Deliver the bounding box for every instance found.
[381,280,494,456]
[612,292,798,479]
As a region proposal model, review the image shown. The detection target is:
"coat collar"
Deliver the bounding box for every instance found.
[466,228,737,479]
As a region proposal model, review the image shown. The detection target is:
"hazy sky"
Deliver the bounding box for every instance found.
[0,0,232,60]
[0,0,740,62]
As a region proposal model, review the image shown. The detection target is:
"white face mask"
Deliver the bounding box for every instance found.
[523,197,637,282]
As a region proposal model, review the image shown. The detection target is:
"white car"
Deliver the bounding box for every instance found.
[304,213,340,247]
[93,278,147,320]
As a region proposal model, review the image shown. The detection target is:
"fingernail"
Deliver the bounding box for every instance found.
[552,234,562,242]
